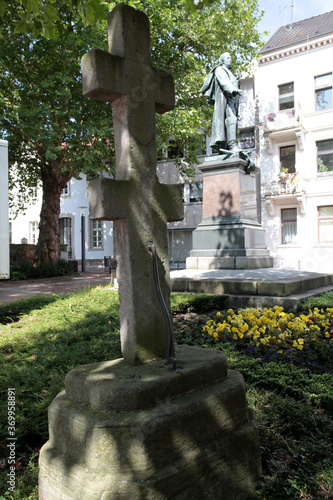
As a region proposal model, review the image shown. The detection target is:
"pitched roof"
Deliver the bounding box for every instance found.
[261,10,333,53]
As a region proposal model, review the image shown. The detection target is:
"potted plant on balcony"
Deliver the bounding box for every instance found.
[278,167,289,179]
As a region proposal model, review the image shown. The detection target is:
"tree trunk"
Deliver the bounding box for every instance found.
[34,161,69,264]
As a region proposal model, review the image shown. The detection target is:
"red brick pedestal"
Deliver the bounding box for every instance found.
[187,156,273,269]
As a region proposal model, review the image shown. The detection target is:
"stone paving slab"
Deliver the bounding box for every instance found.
[170,268,333,296]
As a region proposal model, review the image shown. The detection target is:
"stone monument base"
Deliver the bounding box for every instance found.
[187,246,273,270]
[39,345,261,499]
[187,156,273,270]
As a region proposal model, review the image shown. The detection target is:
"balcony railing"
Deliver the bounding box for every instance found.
[264,173,305,197]
[263,108,304,151]
[263,108,301,133]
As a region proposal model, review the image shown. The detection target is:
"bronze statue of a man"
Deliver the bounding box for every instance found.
[201,52,242,153]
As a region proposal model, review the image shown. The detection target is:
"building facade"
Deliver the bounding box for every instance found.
[258,11,333,273]
[10,175,114,269]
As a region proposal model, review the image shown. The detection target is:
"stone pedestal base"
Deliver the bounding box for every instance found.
[187,156,273,270]
[187,254,273,270]
[39,346,261,499]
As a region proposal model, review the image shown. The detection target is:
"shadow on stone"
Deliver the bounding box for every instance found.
[39,345,262,499]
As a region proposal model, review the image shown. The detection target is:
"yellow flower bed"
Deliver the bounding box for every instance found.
[203,306,333,351]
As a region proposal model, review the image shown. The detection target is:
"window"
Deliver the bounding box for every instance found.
[318,206,333,242]
[29,221,39,245]
[181,184,185,203]
[61,182,70,197]
[91,220,103,249]
[29,187,38,199]
[281,208,297,244]
[167,140,183,159]
[315,73,332,111]
[280,145,296,174]
[238,127,255,149]
[317,139,333,175]
[189,182,203,203]
[279,82,294,110]
[196,136,207,156]
[59,217,72,258]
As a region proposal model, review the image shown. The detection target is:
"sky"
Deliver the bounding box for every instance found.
[257,0,333,41]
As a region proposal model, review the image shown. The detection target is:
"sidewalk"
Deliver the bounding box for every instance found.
[0,271,113,305]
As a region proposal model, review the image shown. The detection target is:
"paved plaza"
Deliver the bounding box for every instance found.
[0,271,113,305]
[0,267,333,309]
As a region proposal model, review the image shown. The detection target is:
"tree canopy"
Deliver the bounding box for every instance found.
[0,0,264,262]
[0,0,235,38]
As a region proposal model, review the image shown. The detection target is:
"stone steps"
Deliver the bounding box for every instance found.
[170,269,333,310]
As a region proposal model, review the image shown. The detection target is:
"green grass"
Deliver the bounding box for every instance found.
[170,292,229,313]
[0,288,332,499]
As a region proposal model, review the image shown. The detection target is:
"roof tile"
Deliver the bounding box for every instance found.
[261,10,333,53]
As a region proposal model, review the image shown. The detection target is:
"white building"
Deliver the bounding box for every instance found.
[10,175,114,269]
[9,10,333,273]
[258,10,333,273]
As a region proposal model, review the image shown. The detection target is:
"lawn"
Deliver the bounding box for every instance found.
[0,287,332,499]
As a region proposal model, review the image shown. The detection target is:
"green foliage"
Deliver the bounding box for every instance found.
[0,295,59,325]
[1,450,39,499]
[0,0,260,38]
[171,292,229,313]
[0,286,121,497]
[0,0,264,213]
[318,157,329,173]
[0,287,121,451]
[0,288,332,498]
[248,387,333,499]
[9,259,77,281]
[0,0,110,38]
[228,348,333,411]
[0,0,264,263]
[302,290,333,310]
[147,0,264,166]
[0,8,114,217]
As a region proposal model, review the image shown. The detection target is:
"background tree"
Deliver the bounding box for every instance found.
[0,0,264,264]
[0,4,114,263]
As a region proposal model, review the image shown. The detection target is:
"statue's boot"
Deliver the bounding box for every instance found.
[225,116,240,151]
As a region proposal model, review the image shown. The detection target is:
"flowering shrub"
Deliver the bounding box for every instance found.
[203,306,333,351]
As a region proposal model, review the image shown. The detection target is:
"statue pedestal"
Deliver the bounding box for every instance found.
[187,156,273,270]
[39,346,261,499]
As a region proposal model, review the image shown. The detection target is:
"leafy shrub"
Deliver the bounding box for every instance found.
[10,261,34,281]
[171,292,229,314]
[302,291,333,310]
[10,259,78,281]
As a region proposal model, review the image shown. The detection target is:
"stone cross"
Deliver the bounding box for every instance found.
[82,4,184,364]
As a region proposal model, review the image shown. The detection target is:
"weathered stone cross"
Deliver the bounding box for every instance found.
[82,4,184,364]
